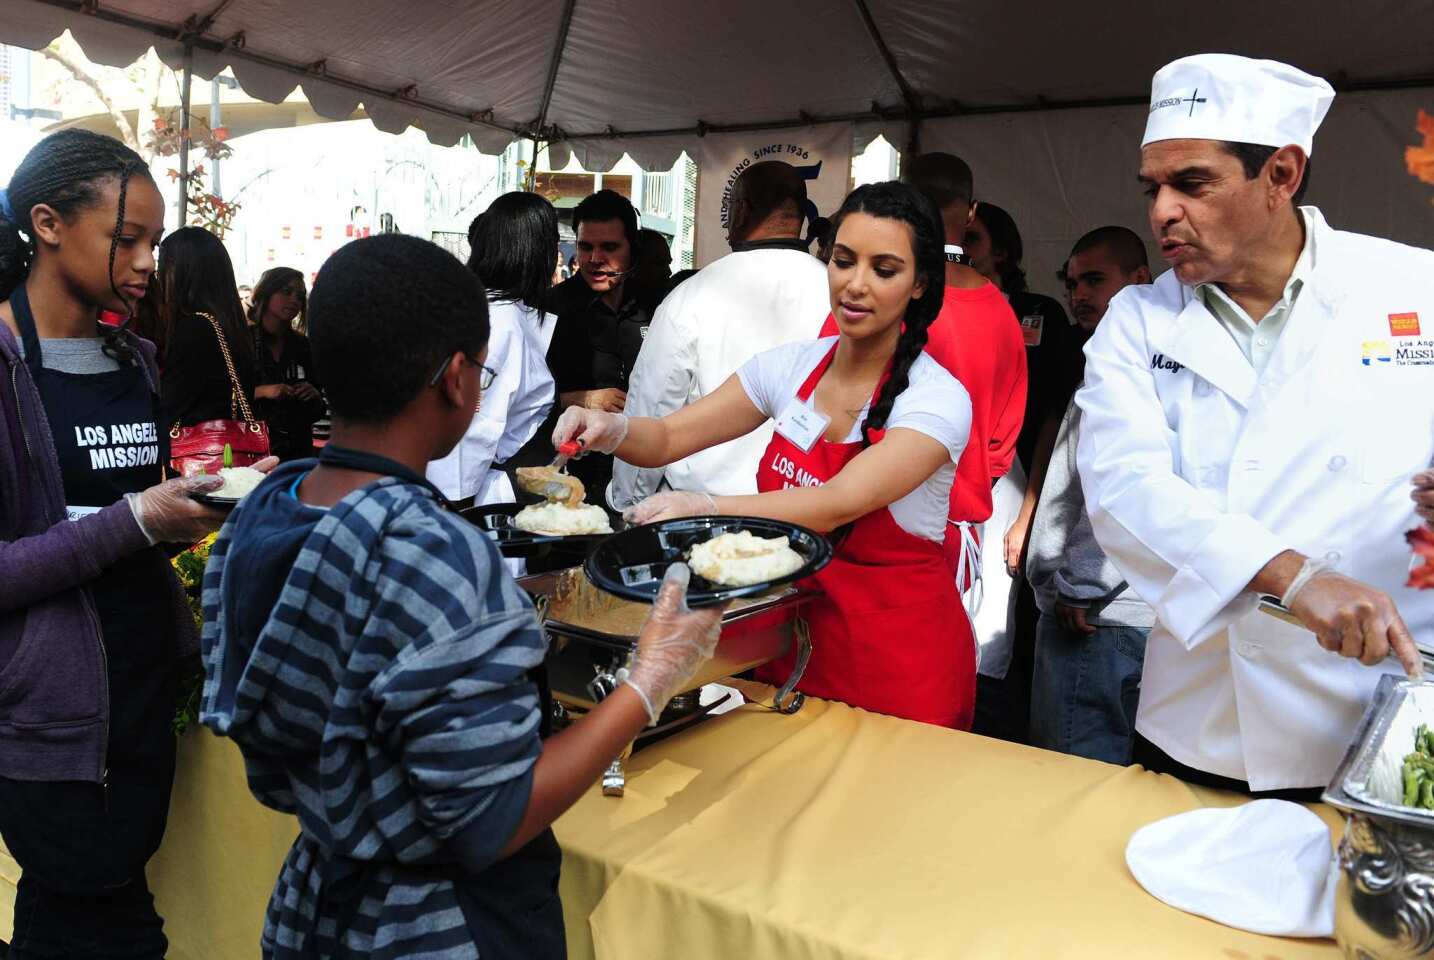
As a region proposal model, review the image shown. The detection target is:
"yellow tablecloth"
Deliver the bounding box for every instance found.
[2,683,1343,959]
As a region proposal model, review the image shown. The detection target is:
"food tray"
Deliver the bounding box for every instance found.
[191,493,242,510]
[583,516,833,608]
[1324,675,1434,827]
[459,502,626,558]
[525,567,796,641]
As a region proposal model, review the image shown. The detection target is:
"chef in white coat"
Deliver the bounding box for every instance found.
[1077,54,1434,795]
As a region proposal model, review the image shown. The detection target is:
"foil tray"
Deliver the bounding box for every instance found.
[517,567,807,646]
[1324,675,1434,828]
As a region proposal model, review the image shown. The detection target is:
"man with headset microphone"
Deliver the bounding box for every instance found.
[546,189,652,498]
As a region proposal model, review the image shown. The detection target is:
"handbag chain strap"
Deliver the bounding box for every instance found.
[196,311,261,431]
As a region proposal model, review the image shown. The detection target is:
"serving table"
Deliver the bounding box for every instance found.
[1,681,1341,959]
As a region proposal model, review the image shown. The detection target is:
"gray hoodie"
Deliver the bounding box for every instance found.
[1026,396,1155,629]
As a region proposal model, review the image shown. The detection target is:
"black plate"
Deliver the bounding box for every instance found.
[459,502,626,559]
[191,493,242,510]
[583,516,833,607]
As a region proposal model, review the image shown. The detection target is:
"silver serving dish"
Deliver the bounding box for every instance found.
[518,568,814,796]
[1324,675,1434,957]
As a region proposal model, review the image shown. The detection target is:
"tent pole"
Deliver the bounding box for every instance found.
[525,137,540,191]
[904,115,920,162]
[177,44,193,224]
[534,0,579,138]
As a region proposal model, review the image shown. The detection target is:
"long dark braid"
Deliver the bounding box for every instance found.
[100,163,144,366]
[827,182,946,447]
[0,129,154,365]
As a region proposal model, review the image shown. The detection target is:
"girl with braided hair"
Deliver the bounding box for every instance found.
[0,129,275,957]
[554,181,978,728]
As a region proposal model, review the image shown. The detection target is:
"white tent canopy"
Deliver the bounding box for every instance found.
[2,0,1432,171]
[4,0,1434,289]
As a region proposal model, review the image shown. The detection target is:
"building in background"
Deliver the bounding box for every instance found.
[512,142,698,271]
[0,45,47,174]
[218,121,501,284]
[0,36,898,288]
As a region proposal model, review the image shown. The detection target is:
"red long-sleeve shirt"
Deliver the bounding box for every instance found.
[821,281,1027,528]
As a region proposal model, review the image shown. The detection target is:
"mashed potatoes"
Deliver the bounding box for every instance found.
[212,465,266,499]
[687,531,805,586]
[513,502,613,536]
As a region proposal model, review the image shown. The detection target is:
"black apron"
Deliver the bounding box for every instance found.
[310,444,566,960]
[0,285,177,957]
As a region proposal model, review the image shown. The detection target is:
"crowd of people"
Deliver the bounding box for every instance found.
[0,50,1432,958]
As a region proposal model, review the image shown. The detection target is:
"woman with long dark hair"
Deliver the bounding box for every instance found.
[426,191,559,508]
[0,129,274,957]
[155,226,258,433]
[553,181,977,728]
[247,266,326,460]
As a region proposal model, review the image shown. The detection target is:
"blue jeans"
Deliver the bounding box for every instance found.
[1029,613,1149,765]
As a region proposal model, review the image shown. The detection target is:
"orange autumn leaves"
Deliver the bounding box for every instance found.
[1409,527,1434,590]
[1408,111,1434,186]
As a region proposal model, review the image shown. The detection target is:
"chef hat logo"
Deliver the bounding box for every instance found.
[1142,53,1335,156]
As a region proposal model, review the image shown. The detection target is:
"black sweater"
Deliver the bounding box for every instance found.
[160,313,258,430]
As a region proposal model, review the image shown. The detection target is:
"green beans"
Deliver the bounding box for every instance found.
[1401,724,1434,810]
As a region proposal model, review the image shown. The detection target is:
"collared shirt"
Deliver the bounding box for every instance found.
[543,273,651,498]
[544,273,649,394]
[426,299,556,503]
[1196,209,1317,374]
[608,247,829,509]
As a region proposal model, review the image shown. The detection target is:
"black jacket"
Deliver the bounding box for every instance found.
[251,329,328,462]
[543,275,650,500]
[160,313,257,429]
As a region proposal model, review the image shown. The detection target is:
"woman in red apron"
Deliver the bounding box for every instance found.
[554,182,977,728]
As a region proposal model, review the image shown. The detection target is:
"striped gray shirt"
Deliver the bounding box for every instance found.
[201,468,546,957]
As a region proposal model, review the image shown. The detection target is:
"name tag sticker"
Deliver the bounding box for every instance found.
[1021,314,1044,347]
[774,399,830,453]
[65,505,102,522]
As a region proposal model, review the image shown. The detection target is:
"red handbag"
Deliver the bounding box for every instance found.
[169,312,271,477]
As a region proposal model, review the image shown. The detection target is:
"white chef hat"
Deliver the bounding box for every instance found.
[1126,800,1338,937]
[1142,54,1335,156]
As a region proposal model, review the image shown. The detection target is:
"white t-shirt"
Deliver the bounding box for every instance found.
[737,336,972,542]
[607,247,829,509]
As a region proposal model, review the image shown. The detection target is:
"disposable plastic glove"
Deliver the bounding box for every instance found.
[1288,568,1422,677]
[623,563,724,724]
[553,407,629,455]
[124,456,280,544]
[624,490,717,526]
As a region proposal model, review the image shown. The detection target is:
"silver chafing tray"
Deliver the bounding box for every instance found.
[517,568,815,795]
[1324,675,1434,956]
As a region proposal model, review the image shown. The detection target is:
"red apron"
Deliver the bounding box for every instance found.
[753,344,976,729]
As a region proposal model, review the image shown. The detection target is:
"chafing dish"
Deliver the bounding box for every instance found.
[1324,675,1434,957]
[518,567,814,796]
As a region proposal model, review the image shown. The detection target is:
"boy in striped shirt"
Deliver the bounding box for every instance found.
[201,235,720,959]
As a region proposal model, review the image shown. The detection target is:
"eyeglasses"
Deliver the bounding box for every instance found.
[427,353,496,391]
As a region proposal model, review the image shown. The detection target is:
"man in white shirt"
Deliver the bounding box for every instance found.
[607,161,830,509]
[1077,54,1433,796]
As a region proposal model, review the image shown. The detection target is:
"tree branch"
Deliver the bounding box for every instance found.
[135,49,164,164]
[40,42,140,153]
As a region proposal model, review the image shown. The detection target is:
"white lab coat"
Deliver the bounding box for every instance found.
[607,247,830,510]
[427,299,557,504]
[1076,208,1434,791]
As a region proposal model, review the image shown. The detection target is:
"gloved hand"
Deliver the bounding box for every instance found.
[553,406,629,455]
[1287,568,1423,677]
[124,456,280,545]
[624,490,717,526]
[623,563,724,724]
